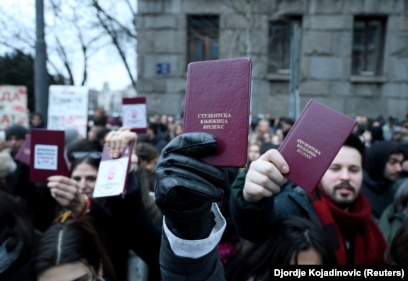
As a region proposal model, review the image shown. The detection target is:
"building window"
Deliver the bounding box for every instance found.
[352,17,386,75]
[268,17,301,74]
[187,15,219,64]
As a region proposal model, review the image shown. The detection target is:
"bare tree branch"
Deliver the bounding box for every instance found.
[90,0,137,90]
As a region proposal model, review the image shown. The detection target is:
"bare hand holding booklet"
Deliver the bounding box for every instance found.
[183,57,252,167]
[93,141,134,198]
[278,99,357,192]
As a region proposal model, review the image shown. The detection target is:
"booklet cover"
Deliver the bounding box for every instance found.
[183,57,252,167]
[122,97,147,134]
[278,99,357,192]
[93,141,134,198]
[30,129,70,183]
[15,134,31,165]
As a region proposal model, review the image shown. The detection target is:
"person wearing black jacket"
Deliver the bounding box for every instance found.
[0,191,37,281]
[362,140,405,220]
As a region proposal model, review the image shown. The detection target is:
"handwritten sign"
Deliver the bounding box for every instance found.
[47,85,89,138]
[0,85,29,129]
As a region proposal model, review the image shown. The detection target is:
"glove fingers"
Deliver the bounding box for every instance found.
[162,132,217,158]
[156,154,227,186]
[154,167,225,202]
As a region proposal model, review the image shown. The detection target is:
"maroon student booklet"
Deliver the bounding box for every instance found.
[93,141,134,198]
[183,57,252,167]
[278,99,357,192]
[15,134,31,165]
[122,97,147,134]
[30,129,70,183]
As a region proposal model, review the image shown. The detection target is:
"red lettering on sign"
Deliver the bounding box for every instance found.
[0,91,21,102]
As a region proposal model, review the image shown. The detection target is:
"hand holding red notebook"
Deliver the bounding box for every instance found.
[93,141,134,198]
[278,100,357,192]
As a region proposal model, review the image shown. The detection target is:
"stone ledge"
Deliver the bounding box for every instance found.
[350,75,386,83]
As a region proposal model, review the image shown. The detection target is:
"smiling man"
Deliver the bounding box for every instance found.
[230,133,387,265]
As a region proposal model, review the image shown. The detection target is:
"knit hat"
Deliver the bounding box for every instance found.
[0,150,17,177]
[5,124,28,140]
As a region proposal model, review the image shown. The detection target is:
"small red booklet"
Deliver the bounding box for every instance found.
[278,99,357,192]
[30,129,70,183]
[122,97,147,134]
[183,57,252,167]
[92,141,134,198]
[15,134,31,165]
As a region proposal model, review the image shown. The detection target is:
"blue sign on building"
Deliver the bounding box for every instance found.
[156,63,170,75]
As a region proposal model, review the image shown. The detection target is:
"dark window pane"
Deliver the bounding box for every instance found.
[352,17,385,75]
[268,18,301,73]
[187,15,219,64]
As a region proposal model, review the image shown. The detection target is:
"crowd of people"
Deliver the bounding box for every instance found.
[0,108,408,280]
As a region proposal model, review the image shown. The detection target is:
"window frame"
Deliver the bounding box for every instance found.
[267,16,302,75]
[186,15,219,66]
[351,16,387,76]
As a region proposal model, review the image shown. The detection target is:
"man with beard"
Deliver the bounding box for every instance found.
[362,140,405,221]
[230,133,387,265]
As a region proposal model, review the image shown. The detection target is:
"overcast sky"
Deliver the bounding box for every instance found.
[0,0,134,91]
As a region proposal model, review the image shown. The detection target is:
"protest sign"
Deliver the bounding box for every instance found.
[47,85,89,138]
[0,85,29,129]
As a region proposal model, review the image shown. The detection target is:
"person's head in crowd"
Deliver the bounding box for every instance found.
[30,112,46,129]
[173,122,183,138]
[365,141,404,183]
[30,217,116,281]
[5,124,28,157]
[392,126,405,143]
[399,145,408,178]
[135,142,159,173]
[385,219,408,264]
[247,142,261,164]
[0,149,17,191]
[87,126,110,150]
[92,108,108,127]
[278,116,294,139]
[393,180,408,220]
[0,190,36,280]
[106,116,122,131]
[66,139,102,197]
[320,133,366,208]
[369,124,384,144]
[64,127,81,149]
[255,119,271,134]
[225,216,336,280]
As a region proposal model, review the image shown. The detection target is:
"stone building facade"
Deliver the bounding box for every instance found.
[136,0,408,121]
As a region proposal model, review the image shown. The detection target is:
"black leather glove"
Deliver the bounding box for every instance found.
[154,132,229,240]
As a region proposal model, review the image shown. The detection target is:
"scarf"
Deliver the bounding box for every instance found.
[308,184,387,264]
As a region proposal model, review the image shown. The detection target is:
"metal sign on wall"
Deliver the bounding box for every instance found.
[156,63,171,75]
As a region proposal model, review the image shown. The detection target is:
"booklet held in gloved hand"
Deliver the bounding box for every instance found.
[183,57,252,167]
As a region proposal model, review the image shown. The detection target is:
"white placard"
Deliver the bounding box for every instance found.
[122,103,147,129]
[0,85,29,129]
[47,85,89,138]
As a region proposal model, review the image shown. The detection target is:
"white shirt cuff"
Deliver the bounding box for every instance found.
[163,203,226,259]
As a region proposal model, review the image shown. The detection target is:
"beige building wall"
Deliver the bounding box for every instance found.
[137,0,408,120]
